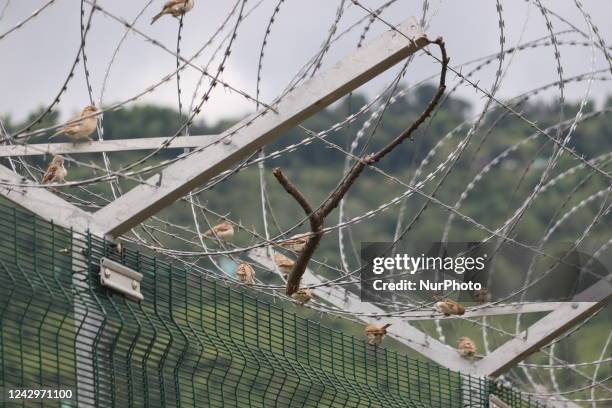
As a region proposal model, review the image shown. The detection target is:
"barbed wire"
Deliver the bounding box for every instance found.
[1,1,610,405]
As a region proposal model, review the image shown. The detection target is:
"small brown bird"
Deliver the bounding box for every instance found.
[51,105,98,142]
[364,323,392,346]
[203,222,235,241]
[434,295,465,316]
[291,288,313,305]
[458,336,477,358]
[151,0,194,24]
[42,155,68,184]
[236,262,255,285]
[473,288,491,304]
[279,233,309,253]
[273,253,295,277]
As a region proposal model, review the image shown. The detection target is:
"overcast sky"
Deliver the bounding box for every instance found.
[1,0,611,125]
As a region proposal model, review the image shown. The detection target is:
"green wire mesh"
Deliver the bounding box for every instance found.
[0,200,545,407]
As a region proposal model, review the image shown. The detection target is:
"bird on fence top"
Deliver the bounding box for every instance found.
[51,105,98,143]
[473,288,491,304]
[433,294,465,316]
[291,288,313,305]
[458,336,477,359]
[42,155,67,184]
[151,0,194,24]
[273,253,295,277]
[203,221,235,241]
[364,323,392,346]
[279,233,309,253]
[236,262,255,285]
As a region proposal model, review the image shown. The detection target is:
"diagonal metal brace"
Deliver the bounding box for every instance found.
[471,278,612,378]
[92,17,429,238]
[0,163,103,235]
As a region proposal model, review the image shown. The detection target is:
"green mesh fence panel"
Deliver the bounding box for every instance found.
[0,200,545,408]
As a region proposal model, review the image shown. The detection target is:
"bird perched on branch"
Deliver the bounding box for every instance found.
[473,288,491,304]
[236,262,255,285]
[51,105,98,143]
[42,155,67,184]
[273,253,295,277]
[203,222,235,241]
[151,0,194,24]
[458,336,477,359]
[279,233,309,253]
[291,288,313,305]
[364,323,392,346]
[433,295,465,316]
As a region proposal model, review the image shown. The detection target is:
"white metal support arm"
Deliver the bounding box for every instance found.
[471,278,612,377]
[248,248,475,372]
[249,246,611,382]
[400,302,570,321]
[0,164,103,234]
[0,136,216,157]
[92,18,428,238]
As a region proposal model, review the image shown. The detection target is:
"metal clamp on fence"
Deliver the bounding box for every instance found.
[99,257,144,301]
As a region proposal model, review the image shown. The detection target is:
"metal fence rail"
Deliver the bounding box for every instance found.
[0,199,544,407]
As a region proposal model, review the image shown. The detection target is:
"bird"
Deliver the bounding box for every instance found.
[236,262,255,285]
[473,288,491,304]
[364,323,392,346]
[151,0,194,24]
[457,336,477,359]
[273,253,295,277]
[203,222,235,241]
[51,105,98,143]
[291,288,313,305]
[433,295,465,316]
[279,233,309,253]
[42,155,68,184]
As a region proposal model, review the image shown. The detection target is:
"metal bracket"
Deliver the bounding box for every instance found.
[99,258,143,301]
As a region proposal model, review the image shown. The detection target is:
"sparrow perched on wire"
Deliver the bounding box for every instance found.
[473,288,491,304]
[203,222,235,241]
[433,295,465,316]
[458,336,477,359]
[151,0,194,24]
[42,155,68,184]
[273,253,295,277]
[236,262,255,285]
[279,233,309,253]
[291,288,313,305]
[51,105,98,143]
[364,323,392,346]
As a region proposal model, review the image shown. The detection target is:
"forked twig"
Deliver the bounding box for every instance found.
[274,37,449,295]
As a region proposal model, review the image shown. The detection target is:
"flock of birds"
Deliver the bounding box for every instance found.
[40,26,475,358]
[42,105,98,184]
[38,0,323,308]
[205,222,315,305]
[202,219,479,357]
[32,0,544,362]
[0,0,612,406]
[42,102,475,354]
[363,322,478,357]
[42,0,196,184]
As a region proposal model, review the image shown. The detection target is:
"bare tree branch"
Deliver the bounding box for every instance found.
[274,37,449,295]
[272,168,324,294]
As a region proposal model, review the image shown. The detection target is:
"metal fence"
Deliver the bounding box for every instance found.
[0,199,545,407]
